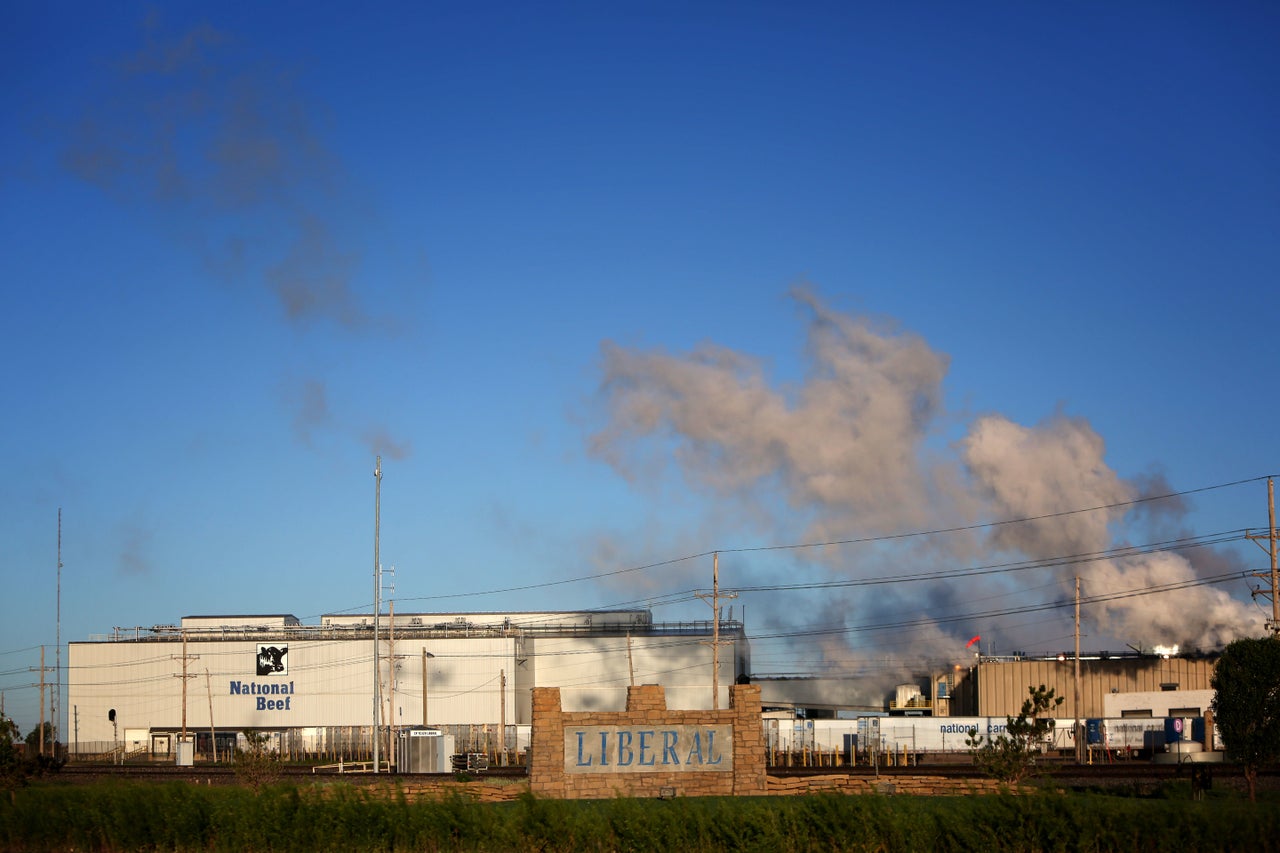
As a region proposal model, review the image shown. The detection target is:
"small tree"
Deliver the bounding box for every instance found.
[234,730,281,791]
[0,714,24,793]
[1210,636,1280,803]
[24,724,57,756]
[0,714,61,795]
[966,684,1064,785]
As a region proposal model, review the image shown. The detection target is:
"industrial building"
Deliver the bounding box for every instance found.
[67,606,1224,768]
[67,610,749,759]
[970,652,1217,719]
[754,652,1218,723]
[753,652,1221,762]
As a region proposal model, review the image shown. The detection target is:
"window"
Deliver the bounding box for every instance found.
[1169,707,1201,717]
[1160,683,1179,691]
[1121,709,1152,718]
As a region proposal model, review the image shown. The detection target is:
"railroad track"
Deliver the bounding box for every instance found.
[52,760,1278,791]
[56,763,529,785]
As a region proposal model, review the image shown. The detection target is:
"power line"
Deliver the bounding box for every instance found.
[725,530,1248,594]
[313,475,1268,614]
[744,570,1249,644]
[721,476,1269,557]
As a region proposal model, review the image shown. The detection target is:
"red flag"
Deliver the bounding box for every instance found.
[965,635,981,648]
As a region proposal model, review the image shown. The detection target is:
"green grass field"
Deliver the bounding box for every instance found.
[2,780,1279,852]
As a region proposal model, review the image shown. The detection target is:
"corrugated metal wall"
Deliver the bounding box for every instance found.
[67,635,521,742]
[976,657,1215,718]
[515,635,735,723]
[68,630,745,739]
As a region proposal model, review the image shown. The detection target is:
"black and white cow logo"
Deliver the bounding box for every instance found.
[256,645,288,676]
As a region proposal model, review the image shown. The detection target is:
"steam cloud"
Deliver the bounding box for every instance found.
[63,19,379,330]
[591,289,949,540]
[117,522,153,577]
[285,378,332,448]
[283,376,414,461]
[362,427,413,462]
[590,289,1260,691]
[63,17,411,457]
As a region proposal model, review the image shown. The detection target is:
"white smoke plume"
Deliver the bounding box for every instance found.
[1086,552,1251,651]
[590,289,1261,679]
[591,288,950,540]
[961,413,1134,558]
[960,414,1256,650]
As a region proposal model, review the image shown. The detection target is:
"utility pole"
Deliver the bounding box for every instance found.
[1247,477,1279,635]
[1074,576,1084,764]
[172,630,198,744]
[37,647,47,756]
[696,552,737,710]
[205,669,217,762]
[372,456,382,774]
[499,669,507,766]
[30,648,56,755]
[386,601,406,765]
[626,632,635,686]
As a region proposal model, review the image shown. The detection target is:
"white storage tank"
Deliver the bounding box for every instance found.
[895,683,923,708]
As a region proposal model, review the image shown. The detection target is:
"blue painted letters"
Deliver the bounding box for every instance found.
[617,731,634,766]
[566,726,732,773]
[638,730,655,766]
[662,731,679,765]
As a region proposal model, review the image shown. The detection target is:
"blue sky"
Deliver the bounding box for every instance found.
[3,2,1278,735]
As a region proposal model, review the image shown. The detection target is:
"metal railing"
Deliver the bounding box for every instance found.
[101,619,745,643]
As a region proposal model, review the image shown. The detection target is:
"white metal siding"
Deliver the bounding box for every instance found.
[520,635,735,718]
[68,635,521,742]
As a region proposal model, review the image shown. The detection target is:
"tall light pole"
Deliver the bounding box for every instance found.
[56,509,62,758]
[372,457,382,773]
[1074,576,1083,764]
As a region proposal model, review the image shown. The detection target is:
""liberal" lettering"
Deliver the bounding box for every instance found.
[565,725,732,773]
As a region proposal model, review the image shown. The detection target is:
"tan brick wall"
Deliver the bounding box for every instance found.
[390,780,529,802]
[766,774,1005,797]
[354,773,998,803]
[308,779,529,804]
[529,683,766,799]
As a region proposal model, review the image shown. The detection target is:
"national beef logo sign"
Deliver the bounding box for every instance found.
[256,645,288,675]
[229,645,296,711]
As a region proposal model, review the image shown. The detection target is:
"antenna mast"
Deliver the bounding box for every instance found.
[373,456,382,773]
[56,509,62,753]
